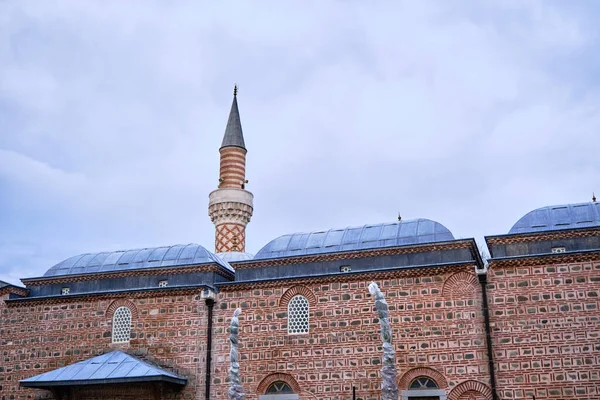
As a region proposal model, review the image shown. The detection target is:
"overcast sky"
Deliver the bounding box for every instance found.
[1,1,599,285]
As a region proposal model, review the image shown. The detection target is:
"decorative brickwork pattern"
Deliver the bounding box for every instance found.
[0,292,208,399]
[107,299,139,318]
[21,264,233,286]
[212,265,490,400]
[215,223,246,253]
[442,272,478,298]
[488,259,600,399]
[487,227,600,245]
[218,147,247,189]
[256,373,301,395]
[447,380,492,400]
[220,265,473,291]
[398,366,448,389]
[279,285,317,307]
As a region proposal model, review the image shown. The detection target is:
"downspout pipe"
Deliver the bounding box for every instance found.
[205,297,215,400]
[478,271,498,400]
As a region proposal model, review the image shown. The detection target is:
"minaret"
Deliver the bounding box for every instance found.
[208,86,254,254]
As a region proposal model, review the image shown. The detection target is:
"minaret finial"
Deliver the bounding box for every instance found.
[233,84,238,97]
[593,192,597,202]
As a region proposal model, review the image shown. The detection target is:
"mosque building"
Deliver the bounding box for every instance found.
[1,89,599,400]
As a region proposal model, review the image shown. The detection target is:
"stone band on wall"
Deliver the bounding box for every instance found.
[209,188,253,253]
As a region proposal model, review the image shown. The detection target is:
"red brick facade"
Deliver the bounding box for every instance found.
[2,253,600,399]
[211,265,492,400]
[0,291,210,400]
[487,258,600,399]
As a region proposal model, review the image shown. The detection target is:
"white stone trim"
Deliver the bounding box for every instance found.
[401,389,446,400]
[209,188,253,208]
[259,395,299,400]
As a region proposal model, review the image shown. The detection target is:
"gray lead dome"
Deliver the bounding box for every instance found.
[509,202,600,234]
[254,218,454,260]
[44,243,233,277]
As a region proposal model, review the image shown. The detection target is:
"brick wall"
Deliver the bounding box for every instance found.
[488,259,600,399]
[0,292,209,400]
[218,147,246,190]
[212,265,492,400]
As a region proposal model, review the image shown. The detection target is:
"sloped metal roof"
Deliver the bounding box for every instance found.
[509,202,600,234]
[20,350,187,388]
[254,218,454,260]
[44,243,233,277]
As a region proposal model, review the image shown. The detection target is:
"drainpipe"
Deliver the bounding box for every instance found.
[477,270,498,400]
[201,288,216,400]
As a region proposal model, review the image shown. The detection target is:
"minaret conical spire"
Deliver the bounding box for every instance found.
[220,85,246,150]
[208,86,254,254]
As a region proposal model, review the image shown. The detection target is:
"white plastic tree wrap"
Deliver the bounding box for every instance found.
[228,308,245,400]
[368,281,399,400]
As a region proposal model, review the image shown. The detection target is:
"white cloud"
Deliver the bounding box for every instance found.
[0,0,598,285]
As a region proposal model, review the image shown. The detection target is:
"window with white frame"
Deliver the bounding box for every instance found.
[158,280,168,287]
[287,295,309,334]
[112,306,132,343]
[61,287,70,295]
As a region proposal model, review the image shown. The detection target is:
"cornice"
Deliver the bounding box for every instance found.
[0,285,29,297]
[486,227,600,246]
[234,239,476,270]
[218,262,477,291]
[21,264,234,286]
[488,249,600,268]
[5,285,206,307]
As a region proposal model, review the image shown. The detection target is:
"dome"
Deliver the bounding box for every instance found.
[44,244,233,277]
[254,219,454,260]
[509,202,600,234]
[216,252,254,262]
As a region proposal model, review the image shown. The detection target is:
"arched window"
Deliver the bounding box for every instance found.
[409,376,439,389]
[266,381,294,394]
[287,295,309,334]
[112,306,132,343]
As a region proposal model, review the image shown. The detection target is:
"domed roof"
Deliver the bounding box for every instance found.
[254,219,454,260]
[44,244,233,277]
[509,202,600,234]
[216,252,254,262]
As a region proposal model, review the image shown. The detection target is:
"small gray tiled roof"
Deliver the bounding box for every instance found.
[254,218,454,260]
[44,244,233,277]
[20,350,187,388]
[0,280,9,289]
[509,202,600,234]
[220,94,246,150]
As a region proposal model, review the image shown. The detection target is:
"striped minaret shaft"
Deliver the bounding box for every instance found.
[208,86,254,253]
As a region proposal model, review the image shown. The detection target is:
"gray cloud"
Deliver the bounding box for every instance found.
[1,0,599,284]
